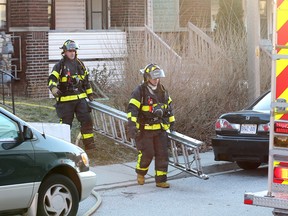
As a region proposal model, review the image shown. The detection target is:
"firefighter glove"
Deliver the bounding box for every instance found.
[169,122,175,132]
[87,94,94,101]
[127,125,138,139]
[51,87,62,97]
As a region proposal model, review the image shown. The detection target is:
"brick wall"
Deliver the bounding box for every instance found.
[10,0,49,97]
[10,0,49,27]
[25,32,49,98]
[110,0,145,27]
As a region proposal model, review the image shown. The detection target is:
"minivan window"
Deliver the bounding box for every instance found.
[0,113,19,141]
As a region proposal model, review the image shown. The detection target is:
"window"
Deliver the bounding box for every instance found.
[259,0,268,39]
[259,0,267,17]
[251,91,271,111]
[0,113,19,142]
[0,0,6,30]
[91,0,102,29]
[211,0,219,31]
[48,0,55,29]
[87,0,108,29]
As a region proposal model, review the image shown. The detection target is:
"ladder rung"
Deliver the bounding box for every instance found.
[276,45,288,49]
[272,54,288,60]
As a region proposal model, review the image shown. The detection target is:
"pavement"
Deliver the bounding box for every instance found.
[89,150,239,191]
[77,150,241,215]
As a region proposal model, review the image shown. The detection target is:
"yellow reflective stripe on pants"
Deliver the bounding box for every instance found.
[155,170,167,176]
[56,93,87,102]
[82,133,94,139]
[136,151,149,171]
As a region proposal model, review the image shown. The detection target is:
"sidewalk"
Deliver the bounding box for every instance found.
[77,150,240,215]
[89,150,239,191]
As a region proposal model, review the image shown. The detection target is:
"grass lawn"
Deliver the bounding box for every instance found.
[0,96,137,166]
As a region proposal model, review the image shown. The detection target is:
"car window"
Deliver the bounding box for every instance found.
[251,91,271,111]
[0,113,20,141]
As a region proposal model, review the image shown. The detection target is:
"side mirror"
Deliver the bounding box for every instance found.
[23,126,33,140]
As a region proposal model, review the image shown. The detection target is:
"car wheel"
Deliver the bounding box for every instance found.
[236,161,261,170]
[37,174,79,216]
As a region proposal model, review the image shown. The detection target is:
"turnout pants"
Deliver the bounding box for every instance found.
[135,129,169,183]
[55,98,95,149]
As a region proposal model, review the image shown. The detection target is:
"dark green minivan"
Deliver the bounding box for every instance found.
[0,107,96,216]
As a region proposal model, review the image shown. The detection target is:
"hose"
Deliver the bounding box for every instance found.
[83,189,102,216]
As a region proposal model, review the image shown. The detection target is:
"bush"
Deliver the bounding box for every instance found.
[93,26,270,148]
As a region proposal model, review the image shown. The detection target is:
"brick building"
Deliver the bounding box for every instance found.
[1,0,270,97]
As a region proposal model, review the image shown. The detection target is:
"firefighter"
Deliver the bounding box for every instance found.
[48,39,95,151]
[127,63,175,188]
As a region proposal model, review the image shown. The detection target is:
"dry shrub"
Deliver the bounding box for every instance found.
[104,27,270,148]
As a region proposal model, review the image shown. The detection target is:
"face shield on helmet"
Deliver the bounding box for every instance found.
[148,68,165,79]
[140,63,166,81]
[60,40,79,51]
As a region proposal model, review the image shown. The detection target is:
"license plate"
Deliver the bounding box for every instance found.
[240,124,257,134]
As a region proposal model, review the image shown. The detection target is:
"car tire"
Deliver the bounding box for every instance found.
[236,161,261,170]
[37,174,79,216]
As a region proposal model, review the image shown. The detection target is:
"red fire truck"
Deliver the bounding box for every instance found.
[244,0,288,215]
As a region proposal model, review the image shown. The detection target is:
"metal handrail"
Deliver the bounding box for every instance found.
[144,25,182,70]
[0,69,15,113]
[88,100,209,180]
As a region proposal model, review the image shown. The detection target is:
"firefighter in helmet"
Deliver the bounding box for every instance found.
[127,63,175,188]
[48,39,95,151]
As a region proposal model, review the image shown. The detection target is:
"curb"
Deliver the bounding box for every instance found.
[92,161,240,191]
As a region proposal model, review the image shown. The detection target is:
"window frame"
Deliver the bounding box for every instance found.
[0,0,7,32]
[86,0,108,30]
[48,0,55,30]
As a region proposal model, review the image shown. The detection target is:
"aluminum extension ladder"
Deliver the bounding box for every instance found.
[88,100,209,180]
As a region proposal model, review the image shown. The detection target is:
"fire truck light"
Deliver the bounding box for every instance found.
[274,166,288,183]
[244,194,253,205]
[275,122,288,134]
[274,136,288,148]
[244,199,253,205]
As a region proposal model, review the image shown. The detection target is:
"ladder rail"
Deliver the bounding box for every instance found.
[88,101,209,180]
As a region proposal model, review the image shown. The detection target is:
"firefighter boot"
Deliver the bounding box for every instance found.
[137,174,145,185]
[156,182,170,188]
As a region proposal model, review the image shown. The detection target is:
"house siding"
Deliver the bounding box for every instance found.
[10,0,49,97]
[179,0,211,28]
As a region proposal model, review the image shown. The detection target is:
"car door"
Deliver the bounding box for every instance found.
[0,113,35,212]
